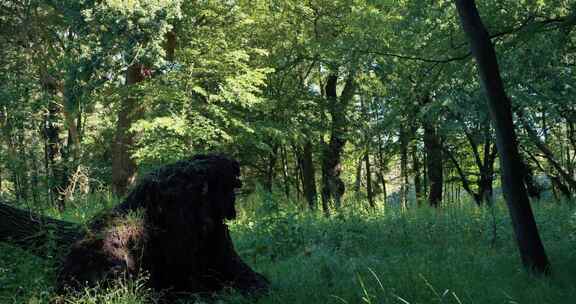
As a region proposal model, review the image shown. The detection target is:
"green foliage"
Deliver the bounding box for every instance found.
[1,193,575,303]
[56,276,152,304]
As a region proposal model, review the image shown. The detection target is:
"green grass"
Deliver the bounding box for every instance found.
[1,193,575,304]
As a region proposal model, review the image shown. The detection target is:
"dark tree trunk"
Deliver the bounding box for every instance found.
[0,201,82,258]
[455,0,551,274]
[423,122,443,207]
[518,110,576,193]
[412,146,423,203]
[466,125,497,205]
[354,156,363,193]
[41,72,68,210]
[525,149,571,199]
[521,159,543,200]
[445,147,481,205]
[299,140,318,211]
[111,34,177,197]
[479,139,497,204]
[264,144,279,193]
[377,172,387,204]
[111,64,146,196]
[321,73,355,209]
[376,129,388,204]
[280,145,290,199]
[365,153,375,208]
[399,123,409,209]
[320,138,331,217]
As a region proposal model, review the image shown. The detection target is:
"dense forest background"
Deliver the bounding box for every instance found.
[1,0,576,303]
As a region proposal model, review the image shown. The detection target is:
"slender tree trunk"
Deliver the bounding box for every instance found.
[294,150,303,201]
[399,123,409,209]
[280,145,290,198]
[264,144,279,193]
[320,138,331,217]
[354,156,363,193]
[412,146,423,203]
[377,172,387,204]
[376,129,388,204]
[423,122,443,207]
[365,153,374,208]
[521,159,543,200]
[41,72,68,210]
[479,142,497,204]
[445,147,481,205]
[455,0,551,274]
[518,110,576,192]
[299,140,317,211]
[423,154,428,198]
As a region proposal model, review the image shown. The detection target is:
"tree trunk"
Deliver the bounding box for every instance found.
[479,138,497,204]
[518,110,576,192]
[364,153,374,208]
[521,158,543,200]
[280,145,290,199]
[399,123,409,209]
[412,145,423,203]
[445,147,481,205]
[320,138,331,217]
[111,64,147,196]
[376,128,388,204]
[0,201,82,259]
[377,172,387,204]
[455,0,551,274]
[299,140,318,211]
[321,72,355,209]
[41,72,68,210]
[354,156,363,193]
[264,144,279,193]
[423,122,443,207]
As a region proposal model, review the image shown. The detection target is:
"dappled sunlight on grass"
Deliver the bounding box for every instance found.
[1,192,575,303]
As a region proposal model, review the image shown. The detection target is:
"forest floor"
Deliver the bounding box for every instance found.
[1,193,575,304]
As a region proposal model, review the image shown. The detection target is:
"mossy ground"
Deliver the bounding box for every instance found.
[1,192,575,304]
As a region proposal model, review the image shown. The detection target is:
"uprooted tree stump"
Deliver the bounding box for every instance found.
[0,154,269,298]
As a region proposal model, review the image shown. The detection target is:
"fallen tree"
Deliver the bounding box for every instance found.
[0,154,269,298]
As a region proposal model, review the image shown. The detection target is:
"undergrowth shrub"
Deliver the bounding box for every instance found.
[1,191,575,303]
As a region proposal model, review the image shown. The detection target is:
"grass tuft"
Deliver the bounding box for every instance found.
[1,192,575,303]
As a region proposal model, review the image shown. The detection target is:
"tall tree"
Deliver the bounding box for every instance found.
[321,72,355,210]
[455,0,550,274]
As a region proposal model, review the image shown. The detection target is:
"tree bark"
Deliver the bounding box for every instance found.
[280,145,290,199]
[399,123,409,209]
[412,145,423,203]
[321,72,355,209]
[479,137,497,203]
[423,121,443,207]
[40,72,68,210]
[354,156,363,193]
[518,110,576,192]
[455,0,551,274]
[444,147,481,205]
[365,153,375,208]
[111,64,147,196]
[298,140,318,211]
[0,201,82,259]
[264,144,279,193]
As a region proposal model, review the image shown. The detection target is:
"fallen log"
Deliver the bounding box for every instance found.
[0,154,269,298]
